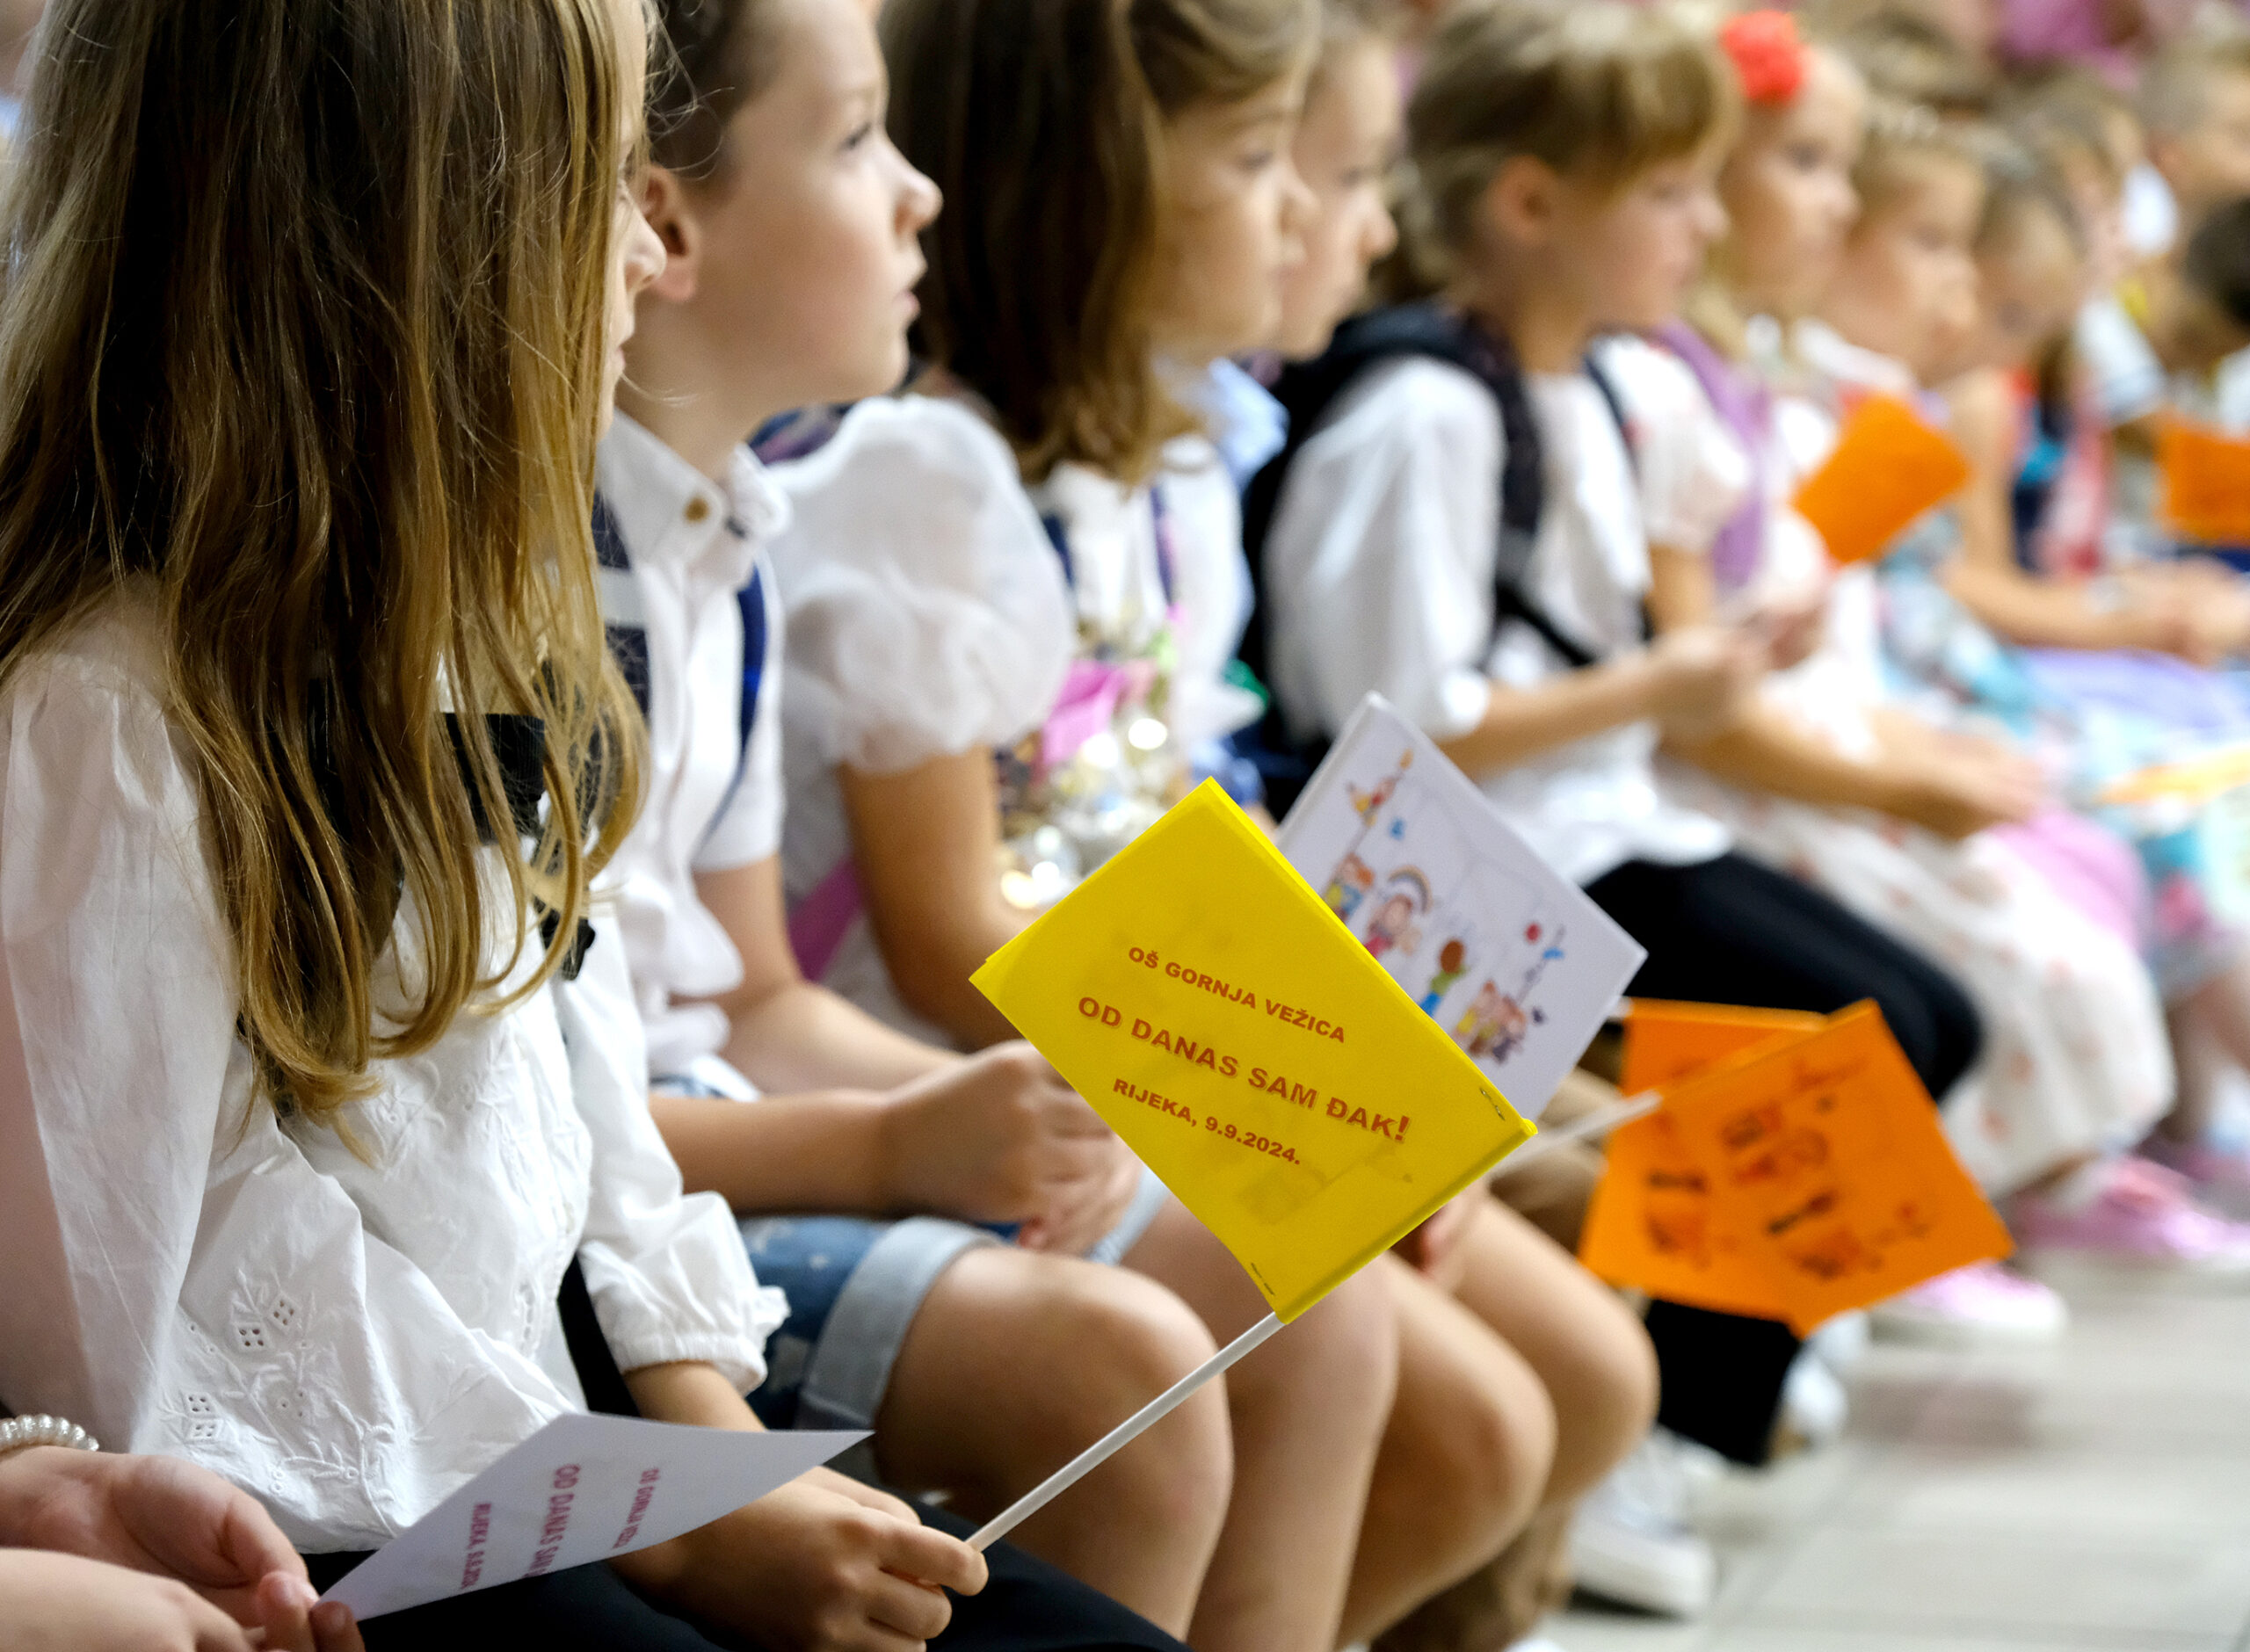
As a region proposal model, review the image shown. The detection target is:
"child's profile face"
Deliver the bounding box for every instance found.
[650,0,940,416]
[1274,35,1401,361]
[603,0,667,432]
[1146,68,1316,365]
[2153,69,2250,225]
[1945,206,2084,378]
[1819,159,1982,380]
[1719,48,1866,319]
[1562,146,1729,333]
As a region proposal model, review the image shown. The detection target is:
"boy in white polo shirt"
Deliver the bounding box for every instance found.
[595,0,1411,1637]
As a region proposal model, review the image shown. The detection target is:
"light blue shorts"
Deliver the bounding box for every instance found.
[652,1074,1169,1433]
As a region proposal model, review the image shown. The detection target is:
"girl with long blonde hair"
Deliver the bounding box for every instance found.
[0,1,1077,1645]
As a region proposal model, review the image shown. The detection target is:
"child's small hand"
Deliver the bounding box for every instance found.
[0,1549,260,1652]
[1748,593,1828,672]
[1885,737,2047,839]
[1647,626,1767,741]
[877,1044,1140,1253]
[613,1466,984,1651]
[0,1446,358,1649]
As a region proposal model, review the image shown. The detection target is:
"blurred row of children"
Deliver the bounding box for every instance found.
[11,0,2250,1648]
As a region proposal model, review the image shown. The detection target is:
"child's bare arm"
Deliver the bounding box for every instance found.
[1436,628,1763,783]
[1940,368,2194,653]
[694,857,951,1094]
[839,748,1035,1049]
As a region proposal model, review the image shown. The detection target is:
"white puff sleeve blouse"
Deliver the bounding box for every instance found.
[769,395,1074,780]
[1262,355,1729,886]
[1592,335,1752,559]
[0,595,780,1552]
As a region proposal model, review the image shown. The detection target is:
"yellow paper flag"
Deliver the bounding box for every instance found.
[974,781,1535,1321]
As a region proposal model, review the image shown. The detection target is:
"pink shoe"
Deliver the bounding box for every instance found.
[1869,1261,2067,1347]
[2139,1134,2250,1218]
[2013,1157,2250,1279]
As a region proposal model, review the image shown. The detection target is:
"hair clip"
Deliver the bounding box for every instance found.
[1721,10,1809,106]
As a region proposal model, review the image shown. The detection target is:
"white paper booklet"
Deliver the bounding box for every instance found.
[1276,694,1645,1120]
[323,1413,863,1621]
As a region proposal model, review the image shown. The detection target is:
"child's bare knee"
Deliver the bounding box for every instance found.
[1048,1272,1232,1527]
[1448,1363,1556,1547]
[1272,1262,1400,1421]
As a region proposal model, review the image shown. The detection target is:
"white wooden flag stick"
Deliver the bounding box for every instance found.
[1492,1089,1658,1174]
[969,1310,1286,1551]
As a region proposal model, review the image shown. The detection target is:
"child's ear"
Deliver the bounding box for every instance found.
[1480,155,1561,250]
[640,166,705,303]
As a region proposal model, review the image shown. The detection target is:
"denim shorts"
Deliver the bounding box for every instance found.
[653,1075,1171,1437]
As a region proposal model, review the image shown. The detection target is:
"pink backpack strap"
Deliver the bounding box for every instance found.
[788,858,864,982]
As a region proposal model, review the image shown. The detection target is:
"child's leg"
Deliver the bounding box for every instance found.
[2164,958,2250,1140]
[1366,1197,1658,1651]
[1448,1199,1658,1506]
[1337,1256,1558,1647]
[1583,851,1984,1460]
[873,1246,1230,1636]
[1125,1199,1398,1652]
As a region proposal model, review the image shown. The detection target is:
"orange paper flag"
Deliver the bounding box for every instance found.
[2157,419,2250,547]
[1583,1108,1793,1321]
[1585,1003,1818,1323]
[1582,1003,2010,1333]
[1792,394,1971,567]
[1617,999,1828,1095]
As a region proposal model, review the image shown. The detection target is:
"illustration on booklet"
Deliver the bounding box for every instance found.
[1277,697,1641,1118]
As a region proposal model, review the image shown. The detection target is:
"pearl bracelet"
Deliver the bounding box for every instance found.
[0,1415,99,1462]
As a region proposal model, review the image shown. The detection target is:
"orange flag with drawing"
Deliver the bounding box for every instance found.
[1617,998,1827,1094]
[2157,418,2250,546]
[1792,393,1971,567]
[1582,1002,2010,1333]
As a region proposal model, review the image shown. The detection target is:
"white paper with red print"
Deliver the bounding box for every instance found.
[322,1412,862,1620]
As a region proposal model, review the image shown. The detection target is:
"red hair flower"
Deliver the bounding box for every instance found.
[1721,10,1808,105]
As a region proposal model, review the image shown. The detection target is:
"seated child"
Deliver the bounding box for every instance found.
[1944,153,2250,1216]
[0,4,1190,1648]
[1644,23,2167,1331]
[598,0,1245,1627]
[769,4,1442,1648]
[769,1,1661,1643]
[1816,103,2250,1266]
[2074,27,2250,494]
[1251,0,1982,1489]
[1261,4,1670,1642]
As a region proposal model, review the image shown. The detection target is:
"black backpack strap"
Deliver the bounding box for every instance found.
[1242,303,1608,696]
[1577,344,1654,648]
[592,492,652,721]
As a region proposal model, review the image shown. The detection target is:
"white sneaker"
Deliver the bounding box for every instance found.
[1869,1260,2067,1348]
[1804,1308,1870,1372]
[1570,1432,1717,1619]
[1775,1345,1848,1452]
